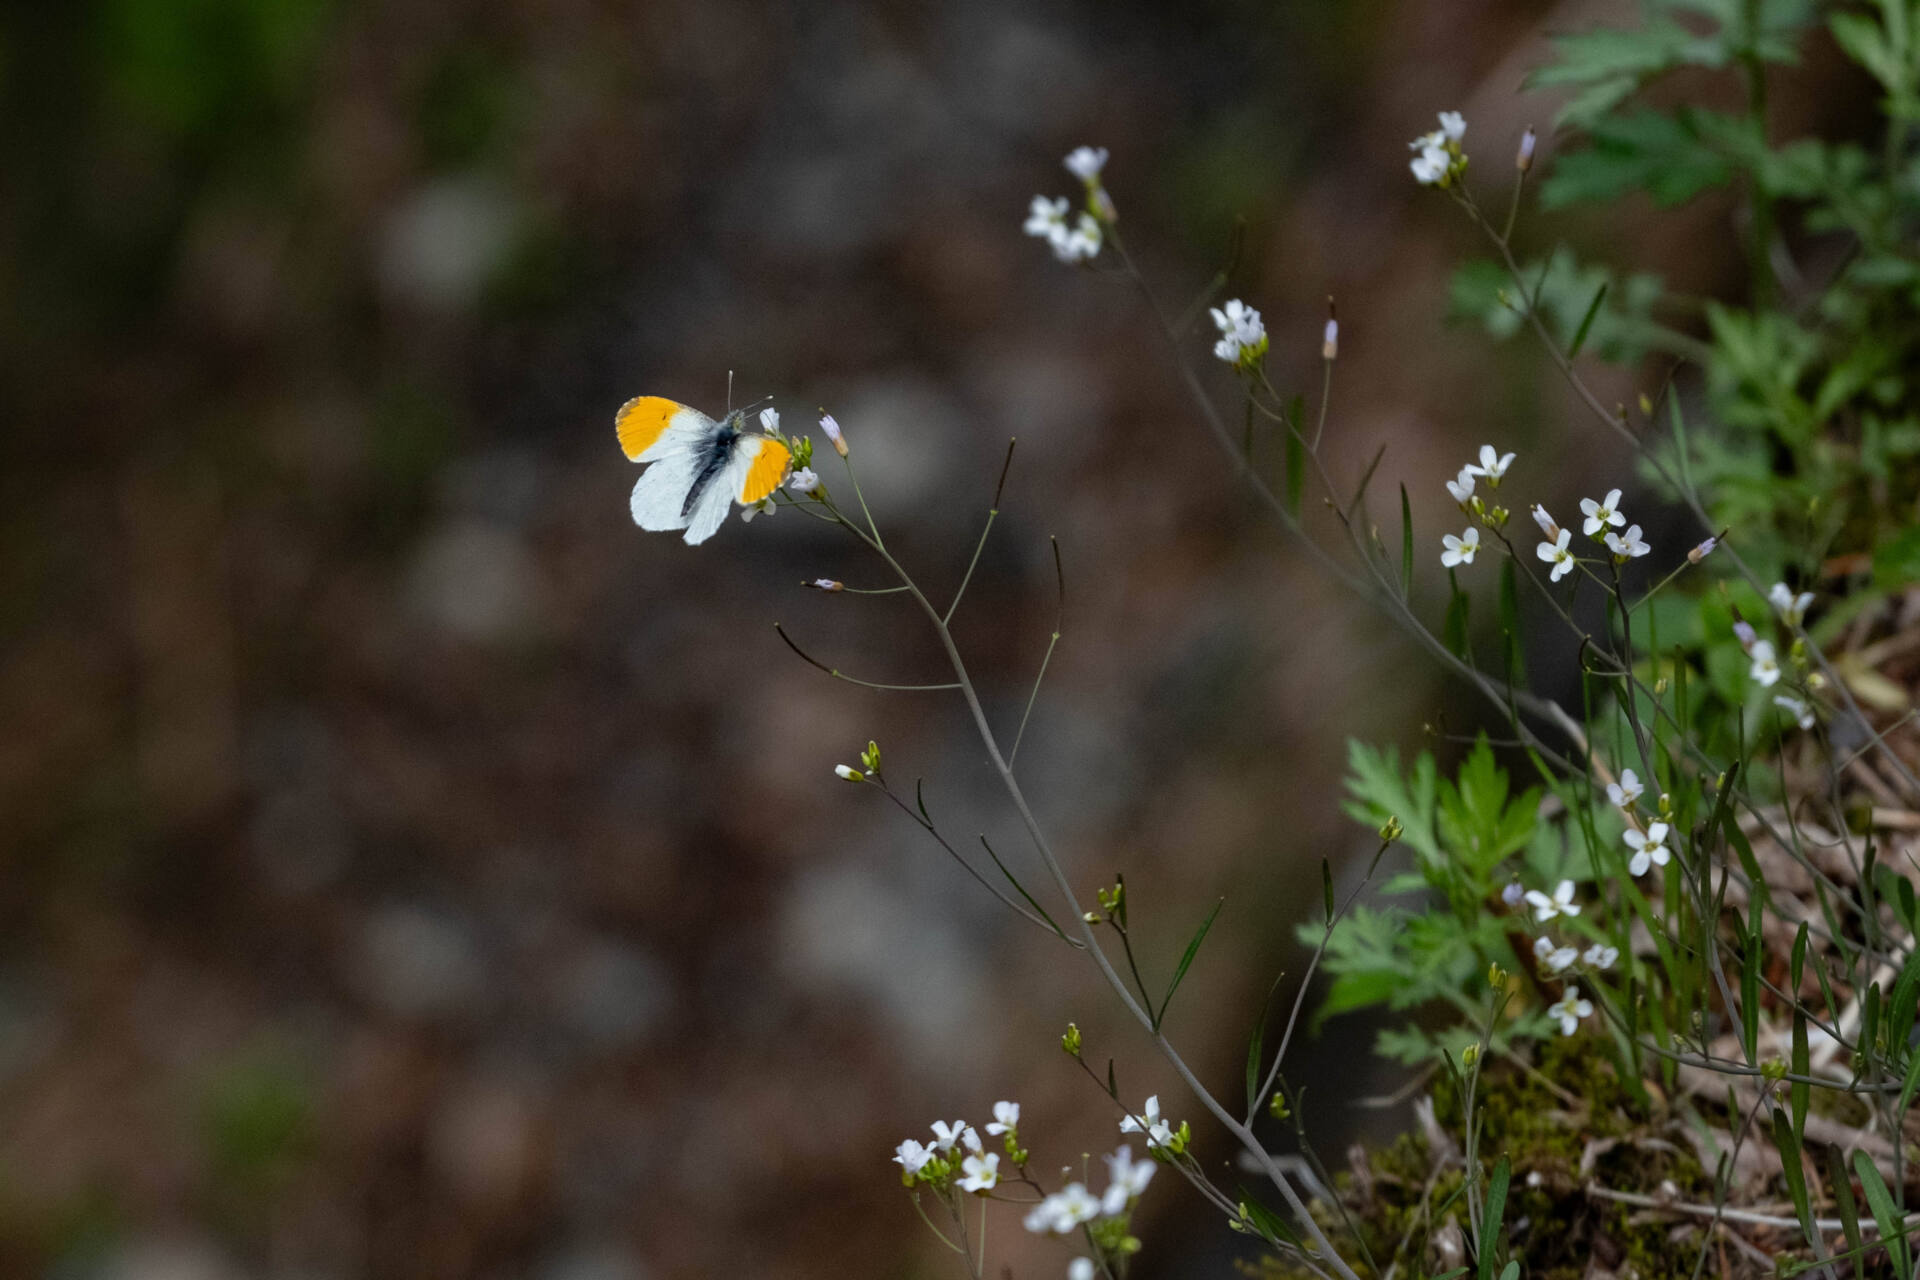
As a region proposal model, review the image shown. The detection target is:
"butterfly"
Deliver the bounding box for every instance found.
[616,396,792,545]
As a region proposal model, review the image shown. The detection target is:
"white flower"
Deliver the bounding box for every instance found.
[1624,821,1671,877]
[788,466,820,494]
[1749,640,1781,687]
[1547,987,1594,1036]
[985,1100,1020,1135]
[1210,299,1267,365]
[1775,695,1814,730]
[1582,943,1619,970]
[1537,528,1576,582]
[1064,146,1109,182]
[1769,583,1813,627]
[835,764,863,781]
[930,1120,974,1152]
[893,1138,933,1174]
[1118,1096,1174,1150]
[1410,144,1451,185]
[1051,212,1102,263]
[1024,195,1070,240]
[1524,879,1579,922]
[1606,768,1643,809]
[1441,527,1480,568]
[759,407,781,435]
[1100,1145,1157,1214]
[1580,488,1625,536]
[1438,111,1466,140]
[1466,444,1514,483]
[819,412,848,457]
[1501,881,1525,908]
[958,1151,1000,1192]
[738,496,776,523]
[1024,1183,1102,1234]
[1533,935,1578,973]
[1605,524,1650,558]
[1531,504,1560,539]
[1446,466,1475,505]
[1069,1261,1096,1280]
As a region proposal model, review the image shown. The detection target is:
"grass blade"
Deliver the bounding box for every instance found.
[1478,1154,1510,1280]
[1567,281,1607,359]
[1156,896,1226,1031]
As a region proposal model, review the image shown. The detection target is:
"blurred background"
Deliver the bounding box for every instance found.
[0,1,1842,1276]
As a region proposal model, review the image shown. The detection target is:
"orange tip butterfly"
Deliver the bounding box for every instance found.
[616,395,792,545]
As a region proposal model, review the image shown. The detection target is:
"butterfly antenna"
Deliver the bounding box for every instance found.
[727,369,735,413]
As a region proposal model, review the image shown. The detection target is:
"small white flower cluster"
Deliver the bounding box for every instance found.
[1578,487,1651,560]
[1210,299,1268,369]
[1024,1144,1156,1234]
[1024,146,1113,264]
[1409,111,1468,186]
[1116,1093,1184,1151]
[1733,584,1822,727]
[1606,766,1675,878]
[893,1101,1024,1194]
[1437,445,1514,568]
[1512,880,1597,1036]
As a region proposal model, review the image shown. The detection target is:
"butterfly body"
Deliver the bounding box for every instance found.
[617,396,791,545]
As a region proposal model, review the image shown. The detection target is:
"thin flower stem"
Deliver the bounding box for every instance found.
[944,510,997,626]
[1311,356,1332,452]
[1008,537,1065,768]
[873,783,1079,944]
[771,623,962,692]
[908,1193,966,1255]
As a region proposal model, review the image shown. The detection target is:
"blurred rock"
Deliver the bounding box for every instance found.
[355,905,487,1022]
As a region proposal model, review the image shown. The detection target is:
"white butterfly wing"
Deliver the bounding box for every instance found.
[630,451,700,531]
[680,451,748,545]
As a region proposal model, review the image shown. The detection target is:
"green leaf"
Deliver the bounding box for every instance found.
[1244,969,1286,1116]
[1156,897,1225,1031]
[1771,1105,1816,1249]
[1791,1011,1809,1136]
[1478,1155,1511,1280]
[1825,1145,1863,1264]
[1445,575,1471,661]
[1234,1186,1304,1250]
[1852,1151,1912,1279]
[1541,109,1737,208]
[1567,282,1609,358]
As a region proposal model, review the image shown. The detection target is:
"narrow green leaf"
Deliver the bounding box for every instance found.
[1321,858,1335,923]
[1790,1011,1809,1137]
[1740,933,1761,1062]
[978,835,1071,943]
[1825,1146,1862,1263]
[1896,1045,1920,1123]
[1243,969,1286,1117]
[1478,1154,1511,1280]
[1497,1264,1518,1280]
[1498,559,1521,684]
[1772,1105,1815,1248]
[1790,921,1808,991]
[1567,281,1609,358]
[1235,1186,1304,1250]
[1157,896,1226,1030]
[1852,1151,1911,1279]
[1400,483,1414,598]
[1445,572,1471,659]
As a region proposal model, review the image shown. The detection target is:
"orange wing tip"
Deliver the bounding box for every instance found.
[616,395,684,460]
[738,438,793,505]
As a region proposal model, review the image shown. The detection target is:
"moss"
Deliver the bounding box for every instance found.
[1246,1035,1817,1280]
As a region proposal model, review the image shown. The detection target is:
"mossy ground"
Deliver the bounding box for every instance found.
[1244,1036,1829,1280]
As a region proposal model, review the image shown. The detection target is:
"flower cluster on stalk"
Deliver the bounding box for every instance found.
[1409,111,1468,186]
[1025,146,1114,264]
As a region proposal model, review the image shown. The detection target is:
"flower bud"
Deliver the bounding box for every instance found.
[1531,504,1559,540]
[1378,815,1403,843]
[1461,1043,1479,1067]
[1322,318,1339,360]
[1061,1023,1082,1056]
[1516,127,1536,172]
[819,412,848,457]
[805,578,844,592]
[1733,620,1756,647]
[1687,536,1717,564]
[834,764,863,781]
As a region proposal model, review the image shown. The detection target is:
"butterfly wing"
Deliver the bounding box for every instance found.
[630,450,701,531]
[680,434,792,545]
[616,396,714,463]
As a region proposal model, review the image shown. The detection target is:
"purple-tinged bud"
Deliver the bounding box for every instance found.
[1687,536,1717,564]
[1517,127,1537,173]
[819,413,848,457]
